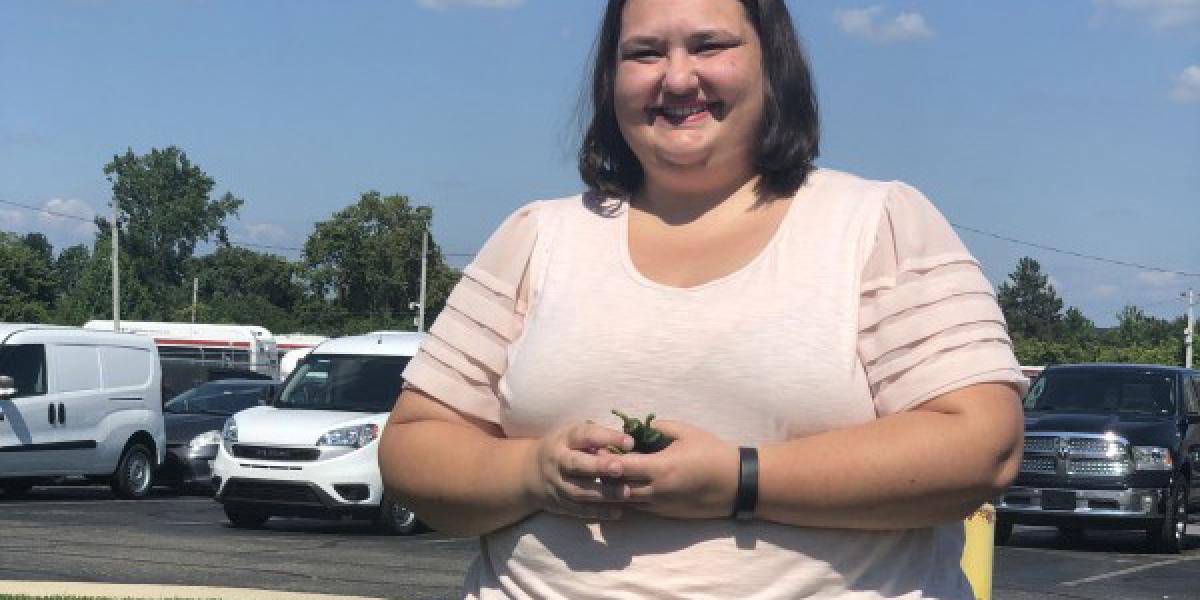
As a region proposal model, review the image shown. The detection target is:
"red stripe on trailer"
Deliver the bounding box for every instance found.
[154,338,253,348]
[277,343,319,349]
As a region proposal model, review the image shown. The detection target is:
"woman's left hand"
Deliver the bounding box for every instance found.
[611,420,741,519]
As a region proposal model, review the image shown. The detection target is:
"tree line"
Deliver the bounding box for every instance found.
[998,257,1191,366]
[0,146,460,336]
[2,146,1193,364]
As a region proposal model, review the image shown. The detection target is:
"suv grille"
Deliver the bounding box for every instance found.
[232,444,320,462]
[1021,434,1132,477]
[222,479,323,505]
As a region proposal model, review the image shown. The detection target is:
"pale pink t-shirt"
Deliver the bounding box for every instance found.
[403,169,1027,600]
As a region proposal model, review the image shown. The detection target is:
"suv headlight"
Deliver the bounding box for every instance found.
[316,423,380,448]
[1132,446,1173,471]
[222,417,238,453]
[188,430,223,457]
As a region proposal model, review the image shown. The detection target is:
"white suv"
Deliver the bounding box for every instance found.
[212,332,424,534]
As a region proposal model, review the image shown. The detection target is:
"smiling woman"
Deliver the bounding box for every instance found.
[379,1,1027,598]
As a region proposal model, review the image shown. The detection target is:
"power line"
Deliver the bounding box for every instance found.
[950,222,1200,279]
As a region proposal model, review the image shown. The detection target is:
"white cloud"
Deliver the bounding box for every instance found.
[416,0,524,9]
[1090,283,1119,297]
[242,223,288,245]
[0,208,27,230]
[1095,0,1200,29]
[38,198,97,236]
[834,6,934,44]
[1136,271,1180,287]
[1170,65,1200,103]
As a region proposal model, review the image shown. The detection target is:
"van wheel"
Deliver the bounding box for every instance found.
[111,443,154,499]
[1,479,34,497]
[375,495,422,535]
[224,505,269,528]
[1148,480,1188,554]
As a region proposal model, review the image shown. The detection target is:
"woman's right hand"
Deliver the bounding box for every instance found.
[523,422,636,520]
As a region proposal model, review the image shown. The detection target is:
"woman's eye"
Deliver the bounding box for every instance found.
[696,42,731,55]
[622,49,660,61]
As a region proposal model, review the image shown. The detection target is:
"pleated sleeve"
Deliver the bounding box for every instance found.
[859,183,1028,416]
[401,202,541,424]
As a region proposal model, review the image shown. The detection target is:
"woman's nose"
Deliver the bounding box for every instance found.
[661,52,698,95]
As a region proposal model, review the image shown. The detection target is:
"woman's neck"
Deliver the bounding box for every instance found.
[635,171,763,226]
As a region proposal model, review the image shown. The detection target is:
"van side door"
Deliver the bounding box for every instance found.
[45,343,105,474]
[0,343,61,475]
[1182,374,1200,512]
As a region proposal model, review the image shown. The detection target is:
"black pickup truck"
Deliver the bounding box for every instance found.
[996,363,1200,553]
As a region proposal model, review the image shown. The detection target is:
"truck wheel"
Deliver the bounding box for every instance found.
[375,495,422,535]
[111,443,154,499]
[224,505,270,528]
[995,520,1013,546]
[1148,480,1188,554]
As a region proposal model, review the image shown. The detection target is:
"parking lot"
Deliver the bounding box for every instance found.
[0,485,1196,600]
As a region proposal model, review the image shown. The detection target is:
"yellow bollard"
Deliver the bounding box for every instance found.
[960,503,995,600]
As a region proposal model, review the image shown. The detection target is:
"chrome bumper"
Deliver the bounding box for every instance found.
[998,486,1166,518]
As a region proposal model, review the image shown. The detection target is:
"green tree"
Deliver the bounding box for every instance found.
[303,191,459,332]
[997,257,1064,340]
[54,244,91,301]
[0,233,58,322]
[1061,306,1095,344]
[99,146,243,312]
[54,232,159,325]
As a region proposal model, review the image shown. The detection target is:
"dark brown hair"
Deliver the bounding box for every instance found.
[578,0,820,201]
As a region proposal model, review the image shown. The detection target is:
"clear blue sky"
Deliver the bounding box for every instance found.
[2,0,1198,326]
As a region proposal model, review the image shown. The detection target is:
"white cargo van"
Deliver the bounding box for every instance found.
[0,324,166,498]
[212,332,424,534]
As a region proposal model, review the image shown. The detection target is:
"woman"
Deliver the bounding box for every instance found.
[379,0,1026,598]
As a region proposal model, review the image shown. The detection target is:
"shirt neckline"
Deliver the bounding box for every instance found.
[617,189,802,293]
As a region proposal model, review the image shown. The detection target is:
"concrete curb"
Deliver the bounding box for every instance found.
[0,581,385,599]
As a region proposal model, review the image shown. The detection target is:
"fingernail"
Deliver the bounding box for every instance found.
[607,462,621,477]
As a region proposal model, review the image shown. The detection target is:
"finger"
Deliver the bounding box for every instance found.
[642,418,691,440]
[561,475,648,503]
[611,452,656,482]
[559,448,627,479]
[625,481,656,502]
[566,424,634,454]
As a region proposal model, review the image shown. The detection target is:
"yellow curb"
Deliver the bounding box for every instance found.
[0,581,385,600]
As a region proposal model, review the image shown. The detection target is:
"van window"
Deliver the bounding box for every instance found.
[101,346,153,389]
[52,345,102,393]
[0,344,48,397]
[1183,376,1199,415]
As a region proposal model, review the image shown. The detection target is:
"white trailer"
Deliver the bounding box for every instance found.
[83,320,280,380]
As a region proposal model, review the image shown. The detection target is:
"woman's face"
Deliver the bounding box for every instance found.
[613,0,765,184]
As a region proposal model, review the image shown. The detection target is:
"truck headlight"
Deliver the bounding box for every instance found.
[316,424,379,448]
[1132,446,1173,471]
[188,430,223,458]
[222,417,238,453]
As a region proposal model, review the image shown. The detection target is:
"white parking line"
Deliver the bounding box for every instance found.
[1059,554,1200,587]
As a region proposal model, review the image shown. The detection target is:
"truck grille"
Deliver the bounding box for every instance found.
[1021,433,1132,477]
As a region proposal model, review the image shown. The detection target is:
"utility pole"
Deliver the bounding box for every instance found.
[410,230,428,333]
[1185,288,1195,369]
[191,277,199,323]
[111,199,120,332]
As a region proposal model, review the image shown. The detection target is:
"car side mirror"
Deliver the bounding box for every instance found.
[0,375,15,399]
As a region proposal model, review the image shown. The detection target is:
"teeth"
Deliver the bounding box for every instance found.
[662,106,705,118]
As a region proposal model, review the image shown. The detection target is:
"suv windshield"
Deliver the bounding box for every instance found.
[164,383,271,415]
[275,354,409,413]
[1024,370,1176,416]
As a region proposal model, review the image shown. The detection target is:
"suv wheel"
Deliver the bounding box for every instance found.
[1148,480,1188,554]
[994,519,1013,546]
[0,478,35,497]
[375,495,421,535]
[224,504,270,528]
[111,443,154,499]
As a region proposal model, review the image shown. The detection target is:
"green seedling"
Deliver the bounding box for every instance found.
[607,409,674,454]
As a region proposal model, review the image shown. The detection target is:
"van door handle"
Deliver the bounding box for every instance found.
[58,403,65,425]
[48,404,55,425]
